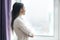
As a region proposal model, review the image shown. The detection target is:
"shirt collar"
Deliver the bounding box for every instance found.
[18,15,24,19]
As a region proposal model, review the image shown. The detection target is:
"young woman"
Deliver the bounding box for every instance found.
[11,2,34,40]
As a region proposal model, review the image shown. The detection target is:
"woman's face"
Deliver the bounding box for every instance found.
[20,7,26,15]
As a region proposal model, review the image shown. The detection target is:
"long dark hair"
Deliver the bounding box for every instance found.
[11,2,24,30]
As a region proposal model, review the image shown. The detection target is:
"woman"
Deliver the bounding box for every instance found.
[11,2,34,40]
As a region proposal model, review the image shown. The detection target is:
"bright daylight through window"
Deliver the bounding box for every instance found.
[21,0,54,36]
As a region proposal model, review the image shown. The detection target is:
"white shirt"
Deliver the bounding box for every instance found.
[13,16,35,40]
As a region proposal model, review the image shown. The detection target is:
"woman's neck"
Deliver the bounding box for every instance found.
[19,15,24,19]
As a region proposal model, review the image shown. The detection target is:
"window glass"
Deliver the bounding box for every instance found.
[21,0,54,36]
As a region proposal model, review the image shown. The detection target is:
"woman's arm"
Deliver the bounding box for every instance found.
[14,19,34,37]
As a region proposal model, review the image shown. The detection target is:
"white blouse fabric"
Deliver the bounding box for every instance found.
[13,16,35,40]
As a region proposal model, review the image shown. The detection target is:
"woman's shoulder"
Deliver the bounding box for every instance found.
[13,16,25,27]
[14,17,23,24]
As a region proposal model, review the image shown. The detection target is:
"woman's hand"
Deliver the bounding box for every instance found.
[30,34,34,38]
[28,34,34,38]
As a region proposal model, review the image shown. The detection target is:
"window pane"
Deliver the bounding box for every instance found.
[21,0,54,36]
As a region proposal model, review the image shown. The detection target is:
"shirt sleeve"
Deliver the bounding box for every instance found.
[14,18,33,37]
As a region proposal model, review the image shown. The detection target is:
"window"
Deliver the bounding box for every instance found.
[21,0,54,36]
